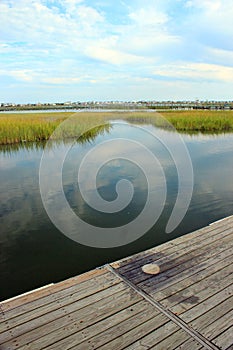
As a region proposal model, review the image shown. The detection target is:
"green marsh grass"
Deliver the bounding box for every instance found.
[119,110,233,133]
[161,110,233,132]
[0,112,111,145]
[0,110,232,145]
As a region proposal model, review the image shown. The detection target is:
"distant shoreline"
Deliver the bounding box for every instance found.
[1,101,233,113]
[0,108,150,114]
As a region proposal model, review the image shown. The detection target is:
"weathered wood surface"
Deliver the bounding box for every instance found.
[0,215,232,349]
[113,215,233,350]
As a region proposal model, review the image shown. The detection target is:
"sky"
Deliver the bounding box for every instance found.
[0,0,233,103]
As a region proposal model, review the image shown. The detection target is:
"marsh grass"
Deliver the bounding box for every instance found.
[0,112,111,144]
[161,110,233,132]
[0,110,232,144]
[122,111,233,131]
[0,113,66,144]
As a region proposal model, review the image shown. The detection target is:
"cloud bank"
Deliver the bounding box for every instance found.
[0,0,232,102]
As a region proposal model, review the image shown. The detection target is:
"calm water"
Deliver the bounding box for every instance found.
[0,121,233,300]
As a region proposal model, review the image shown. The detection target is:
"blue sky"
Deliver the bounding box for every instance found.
[0,0,233,103]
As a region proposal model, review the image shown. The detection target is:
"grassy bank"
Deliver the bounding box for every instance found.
[0,112,109,144]
[0,110,232,144]
[162,110,233,132]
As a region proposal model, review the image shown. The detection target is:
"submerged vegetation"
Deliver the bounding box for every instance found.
[0,110,232,145]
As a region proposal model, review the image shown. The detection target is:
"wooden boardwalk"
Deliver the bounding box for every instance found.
[0,216,232,349]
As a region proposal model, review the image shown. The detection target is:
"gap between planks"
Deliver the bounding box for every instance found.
[106,264,220,350]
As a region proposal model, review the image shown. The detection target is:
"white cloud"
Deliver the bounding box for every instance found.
[0,69,36,82]
[76,5,104,24]
[0,1,70,44]
[62,0,84,13]
[153,62,233,82]
[120,32,180,55]
[0,1,179,65]
[116,5,180,55]
[42,77,82,84]
[0,1,104,45]
[0,0,233,101]
[0,66,113,85]
[204,47,233,66]
[185,0,233,39]
[186,0,222,11]
[84,45,149,65]
[129,8,169,26]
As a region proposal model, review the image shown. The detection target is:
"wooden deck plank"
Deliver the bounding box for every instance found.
[178,284,233,322]
[212,326,233,349]
[0,287,142,350]
[124,321,185,350]
[126,227,233,285]
[43,300,151,350]
[0,282,128,344]
[2,300,147,350]
[94,315,170,350]
[189,296,233,333]
[111,216,233,350]
[69,308,167,350]
[112,216,233,272]
[116,221,233,277]
[200,310,233,343]
[0,275,123,335]
[22,304,151,350]
[139,233,233,292]
[0,270,120,324]
[160,263,233,309]
[124,214,233,260]
[146,244,233,296]
[155,251,233,301]
[174,299,233,348]
[173,337,204,350]
[0,215,232,350]
[149,328,195,350]
[0,268,106,313]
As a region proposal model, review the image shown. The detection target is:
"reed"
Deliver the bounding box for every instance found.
[0,110,232,144]
[0,112,110,144]
[162,110,233,132]
[120,110,233,132]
